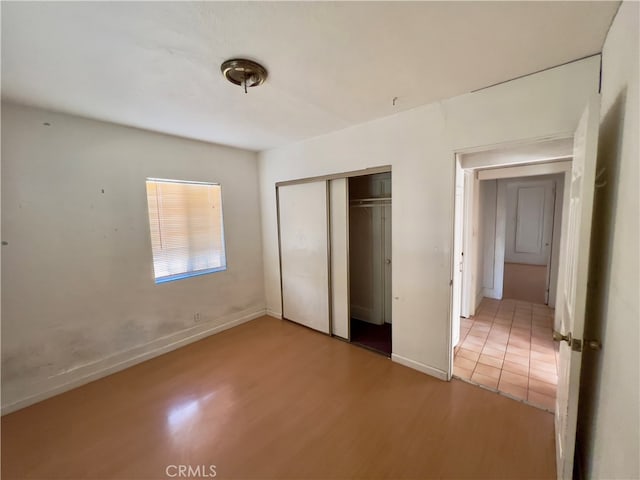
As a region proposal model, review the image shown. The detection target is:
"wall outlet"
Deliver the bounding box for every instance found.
[193,312,201,322]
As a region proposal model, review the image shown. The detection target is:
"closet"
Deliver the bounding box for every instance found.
[276,169,392,356]
[348,173,392,354]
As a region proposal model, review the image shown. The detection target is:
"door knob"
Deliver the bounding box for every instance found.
[553,330,572,345]
[553,331,601,352]
[385,259,391,264]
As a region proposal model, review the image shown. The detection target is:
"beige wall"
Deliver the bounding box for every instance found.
[480,180,498,298]
[1,103,265,413]
[577,2,640,478]
[259,56,600,379]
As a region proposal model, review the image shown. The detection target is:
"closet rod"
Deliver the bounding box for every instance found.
[350,204,389,208]
[349,197,391,204]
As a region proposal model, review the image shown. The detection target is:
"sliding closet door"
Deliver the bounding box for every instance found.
[278,181,330,334]
[330,178,349,339]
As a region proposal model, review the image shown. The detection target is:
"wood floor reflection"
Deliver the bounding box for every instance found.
[2,316,555,479]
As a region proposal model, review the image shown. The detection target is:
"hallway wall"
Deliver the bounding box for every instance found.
[480,180,498,299]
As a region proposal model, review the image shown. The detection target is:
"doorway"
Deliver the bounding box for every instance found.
[450,140,574,412]
[450,98,601,479]
[503,176,559,305]
[483,174,564,306]
[348,172,392,356]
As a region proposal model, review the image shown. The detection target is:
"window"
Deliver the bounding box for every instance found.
[146,178,226,283]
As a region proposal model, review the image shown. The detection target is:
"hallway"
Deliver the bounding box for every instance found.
[453,298,558,411]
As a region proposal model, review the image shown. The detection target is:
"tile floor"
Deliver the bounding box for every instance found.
[453,298,559,412]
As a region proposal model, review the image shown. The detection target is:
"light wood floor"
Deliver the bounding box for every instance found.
[2,316,556,479]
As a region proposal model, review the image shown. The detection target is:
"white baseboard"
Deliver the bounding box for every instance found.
[391,354,449,381]
[475,290,485,310]
[1,307,266,415]
[483,288,501,300]
[266,309,282,319]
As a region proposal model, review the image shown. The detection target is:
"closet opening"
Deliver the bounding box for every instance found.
[348,172,392,356]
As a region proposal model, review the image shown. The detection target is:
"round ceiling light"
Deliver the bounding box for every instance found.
[221,58,268,93]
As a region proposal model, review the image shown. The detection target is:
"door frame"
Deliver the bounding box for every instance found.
[449,136,573,376]
[276,165,392,344]
[477,163,569,307]
[460,169,477,318]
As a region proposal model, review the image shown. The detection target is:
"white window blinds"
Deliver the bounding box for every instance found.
[146,179,226,283]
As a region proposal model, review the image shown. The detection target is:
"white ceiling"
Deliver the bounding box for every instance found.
[1,1,619,151]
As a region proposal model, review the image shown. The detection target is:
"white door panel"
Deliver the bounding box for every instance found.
[555,95,600,479]
[505,179,555,266]
[278,181,330,334]
[515,186,546,254]
[330,178,349,339]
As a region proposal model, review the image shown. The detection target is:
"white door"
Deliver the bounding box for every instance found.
[330,178,349,339]
[278,181,330,334]
[505,179,555,266]
[555,96,600,479]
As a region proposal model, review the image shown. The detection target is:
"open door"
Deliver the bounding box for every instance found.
[555,95,600,479]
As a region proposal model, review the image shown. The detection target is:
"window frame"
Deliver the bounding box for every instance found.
[145,177,228,284]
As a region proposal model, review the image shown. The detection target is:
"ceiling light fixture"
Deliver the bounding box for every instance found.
[221,58,268,94]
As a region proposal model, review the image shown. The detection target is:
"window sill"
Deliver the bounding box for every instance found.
[154,266,227,284]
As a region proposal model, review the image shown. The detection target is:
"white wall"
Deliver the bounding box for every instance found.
[259,56,600,379]
[480,180,498,299]
[472,177,484,309]
[548,174,565,308]
[577,2,640,478]
[1,103,265,413]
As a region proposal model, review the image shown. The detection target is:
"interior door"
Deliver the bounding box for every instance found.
[505,179,555,266]
[555,95,600,479]
[278,181,330,334]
